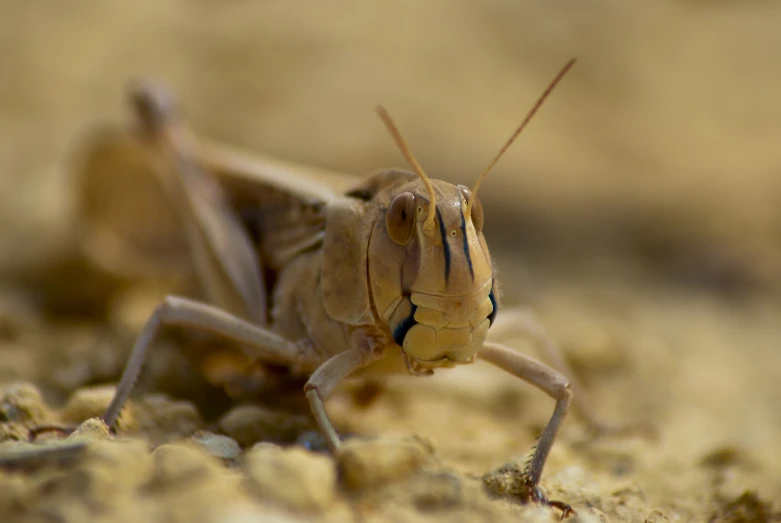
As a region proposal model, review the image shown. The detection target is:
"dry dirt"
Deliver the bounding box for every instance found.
[1,2,781,522]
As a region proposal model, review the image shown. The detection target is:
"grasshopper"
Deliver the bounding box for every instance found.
[69,58,636,515]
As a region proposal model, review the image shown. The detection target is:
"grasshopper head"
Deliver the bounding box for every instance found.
[369,175,498,374]
[372,60,574,374]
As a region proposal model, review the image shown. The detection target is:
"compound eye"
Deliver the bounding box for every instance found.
[459,186,484,233]
[386,192,416,244]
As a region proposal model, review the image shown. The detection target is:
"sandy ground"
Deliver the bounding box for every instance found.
[1,2,781,522]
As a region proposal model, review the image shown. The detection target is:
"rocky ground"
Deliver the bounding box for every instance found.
[1,264,780,523]
[1,2,781,522]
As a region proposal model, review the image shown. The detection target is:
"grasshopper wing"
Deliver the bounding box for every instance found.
[74,125,193,280]
[200,141,358,272]
[73,124,358,323]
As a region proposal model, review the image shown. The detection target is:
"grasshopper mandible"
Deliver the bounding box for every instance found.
[74,58,631,515]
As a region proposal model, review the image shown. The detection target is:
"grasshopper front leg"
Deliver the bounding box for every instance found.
[304,349,369,453]
[489,308,653,439]
[479,342,574,516]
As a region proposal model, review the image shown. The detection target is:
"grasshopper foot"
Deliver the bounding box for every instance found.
[524,479,575,520]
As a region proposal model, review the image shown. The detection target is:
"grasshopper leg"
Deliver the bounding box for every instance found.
[489,308,652,439]
[303,349,367,453]
[103,295,319,429]
[130,80,270,325]
[479,341,573,515]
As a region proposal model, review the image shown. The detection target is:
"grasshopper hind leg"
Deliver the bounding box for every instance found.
[102,295,320,429]
[103,294,374,454]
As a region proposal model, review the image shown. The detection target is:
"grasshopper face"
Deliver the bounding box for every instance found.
[407,180,491,298]
[368,178,498,375]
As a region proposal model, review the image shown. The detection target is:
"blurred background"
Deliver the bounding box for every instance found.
[2,0,781,287]
[1,1,780,521]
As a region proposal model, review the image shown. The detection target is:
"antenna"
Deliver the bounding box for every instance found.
[467,58,576,217]
[376,106,438,230]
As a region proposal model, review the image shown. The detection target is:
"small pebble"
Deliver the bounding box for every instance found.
[337,437,434,491]
[191,431,241,464]
[408,470,462,510]
[135,394,202,443]
[68,417,111,440]
[296,430,329,453]
[71,439,153,499]
[218,405,311,447]
[0,382,51,424]
[144,442,248,521]
[83,438,151,472]
[150,443,225,488]
[482,458,527,499]
[245,444,336,512]
[60,385,136,430]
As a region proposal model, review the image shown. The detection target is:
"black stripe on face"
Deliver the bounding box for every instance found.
[392,302,418,347]
[488,285,498,326]
[436,207,451,284]
[459,198,474,281]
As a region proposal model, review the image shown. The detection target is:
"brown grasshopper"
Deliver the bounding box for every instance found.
[68,58,636,515]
